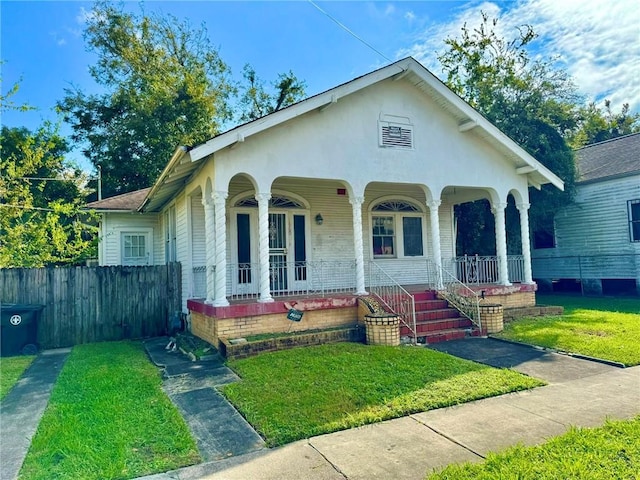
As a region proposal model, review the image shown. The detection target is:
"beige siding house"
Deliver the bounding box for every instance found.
[532,133,640,295]
[88,58,564,345]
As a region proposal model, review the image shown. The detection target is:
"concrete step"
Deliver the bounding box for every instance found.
[401,318,473,335]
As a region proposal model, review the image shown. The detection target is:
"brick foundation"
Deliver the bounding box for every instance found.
[188,297,358,349]
[220,326,365,360]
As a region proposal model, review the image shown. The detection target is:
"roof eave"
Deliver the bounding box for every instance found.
[138,146,189,212]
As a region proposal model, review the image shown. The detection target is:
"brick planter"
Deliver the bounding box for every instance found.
[480,304,504,334]
[364,314,400,346]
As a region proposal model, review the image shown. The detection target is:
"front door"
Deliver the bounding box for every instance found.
[232,208,309,296]
[269,213,288,293]
[269,212,308,294]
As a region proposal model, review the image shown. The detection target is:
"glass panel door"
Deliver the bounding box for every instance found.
[269,213,288,292]
[234,212,257,295]
[290,214,308,291]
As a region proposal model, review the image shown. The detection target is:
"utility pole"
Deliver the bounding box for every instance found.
[97,165,102,200]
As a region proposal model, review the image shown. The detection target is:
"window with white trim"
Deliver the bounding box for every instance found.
[371,200,424,258]
[629,200,640,242]
[121,233,149,265]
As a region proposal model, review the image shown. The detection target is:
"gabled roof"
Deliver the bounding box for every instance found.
[575,133,640,183]
[86,187,151,212]
[139,57,564,212]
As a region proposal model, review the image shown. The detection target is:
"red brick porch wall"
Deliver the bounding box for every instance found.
[188,296,358,349]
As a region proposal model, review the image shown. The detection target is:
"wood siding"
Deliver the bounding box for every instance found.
[532,175,640,279]
[101,212,162,266]
[0,264,181,349]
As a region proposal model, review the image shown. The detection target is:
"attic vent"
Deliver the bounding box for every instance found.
[379,121,413,149]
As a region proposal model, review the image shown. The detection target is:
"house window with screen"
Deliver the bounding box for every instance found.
[121,233,149,265]
[629,200,640,242]
[372,200,424,258]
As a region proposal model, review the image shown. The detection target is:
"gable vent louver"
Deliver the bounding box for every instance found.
[379,122,413,149]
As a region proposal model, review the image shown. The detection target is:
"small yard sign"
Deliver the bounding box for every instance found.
[287,308,303,322]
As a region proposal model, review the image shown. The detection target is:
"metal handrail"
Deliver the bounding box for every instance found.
[368,261,417,344]
[427,260,481,331]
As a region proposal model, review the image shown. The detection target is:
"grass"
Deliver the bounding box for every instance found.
[222,342,543,446]
[0,355,35,400]
[496,294,640,366]
[19,341,200,480]
[427,416,640,479]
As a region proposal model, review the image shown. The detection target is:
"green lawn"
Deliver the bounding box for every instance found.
[222,343,543,446]
[19,341,200,480]
[0,355,35,400]
[496,294,640,366]
[427,416,640,479]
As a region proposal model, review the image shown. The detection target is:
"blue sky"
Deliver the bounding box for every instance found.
[2,0,639,172]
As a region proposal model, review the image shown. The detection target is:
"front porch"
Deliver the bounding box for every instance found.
[187,256,536,350]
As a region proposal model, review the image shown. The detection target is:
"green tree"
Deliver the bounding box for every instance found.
[58,1,234,197]
[570,100,640,148]
[239,65,306,122]
[0,124,97,267]
[438,14,578,253]
[59,2,306,198]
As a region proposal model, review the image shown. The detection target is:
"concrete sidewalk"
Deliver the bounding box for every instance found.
[0,349,70,480]
[154,339,639,480]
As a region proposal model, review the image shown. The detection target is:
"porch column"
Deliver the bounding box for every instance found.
[256,192,274,303]
[202,196,215,304]
[492,202,511,286]
[517,202,534,284]
[212,191,229,306]
[428,200,443,289]
[350,196,368,295]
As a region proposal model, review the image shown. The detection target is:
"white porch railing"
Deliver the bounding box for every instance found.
[368,262,417,344]
[214,260,358,300]
[192,265,207,299]
[426,260,482,331]
[452,255,524,285]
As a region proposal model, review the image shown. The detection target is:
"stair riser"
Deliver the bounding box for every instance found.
[414,300,449,311]
[401,319,472,335]
[415,310,461,321]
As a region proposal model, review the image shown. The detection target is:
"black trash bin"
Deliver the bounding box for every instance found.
[0,304,44,356]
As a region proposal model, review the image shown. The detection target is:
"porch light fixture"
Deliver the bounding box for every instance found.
[315,213,324,225]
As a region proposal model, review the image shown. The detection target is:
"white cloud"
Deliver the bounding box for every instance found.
[398,0,640,112]
[405,11,416,22]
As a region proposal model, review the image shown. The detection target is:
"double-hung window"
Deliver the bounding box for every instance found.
[121,232,150,265]
[371,200,424,258]
[629,200,640,242]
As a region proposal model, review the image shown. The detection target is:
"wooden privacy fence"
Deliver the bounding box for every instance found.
[0,263,181,349]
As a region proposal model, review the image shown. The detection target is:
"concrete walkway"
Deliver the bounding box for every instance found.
[150,338,639,480]
[0,349,70,480]
[143,338,265,463]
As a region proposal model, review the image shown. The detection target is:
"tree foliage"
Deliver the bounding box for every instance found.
[0,124,97,267]
[438,13,578,254]
[239,65,306,122]
[58,2,306,198]
[569,100,640,148]
[58,1,234,197]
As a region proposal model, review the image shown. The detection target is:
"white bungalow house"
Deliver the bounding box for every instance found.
[87,57,563,346]
[532,133,640,295]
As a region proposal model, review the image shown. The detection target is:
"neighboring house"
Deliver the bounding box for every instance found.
[532,133,640,295]
[87,57,563,345]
